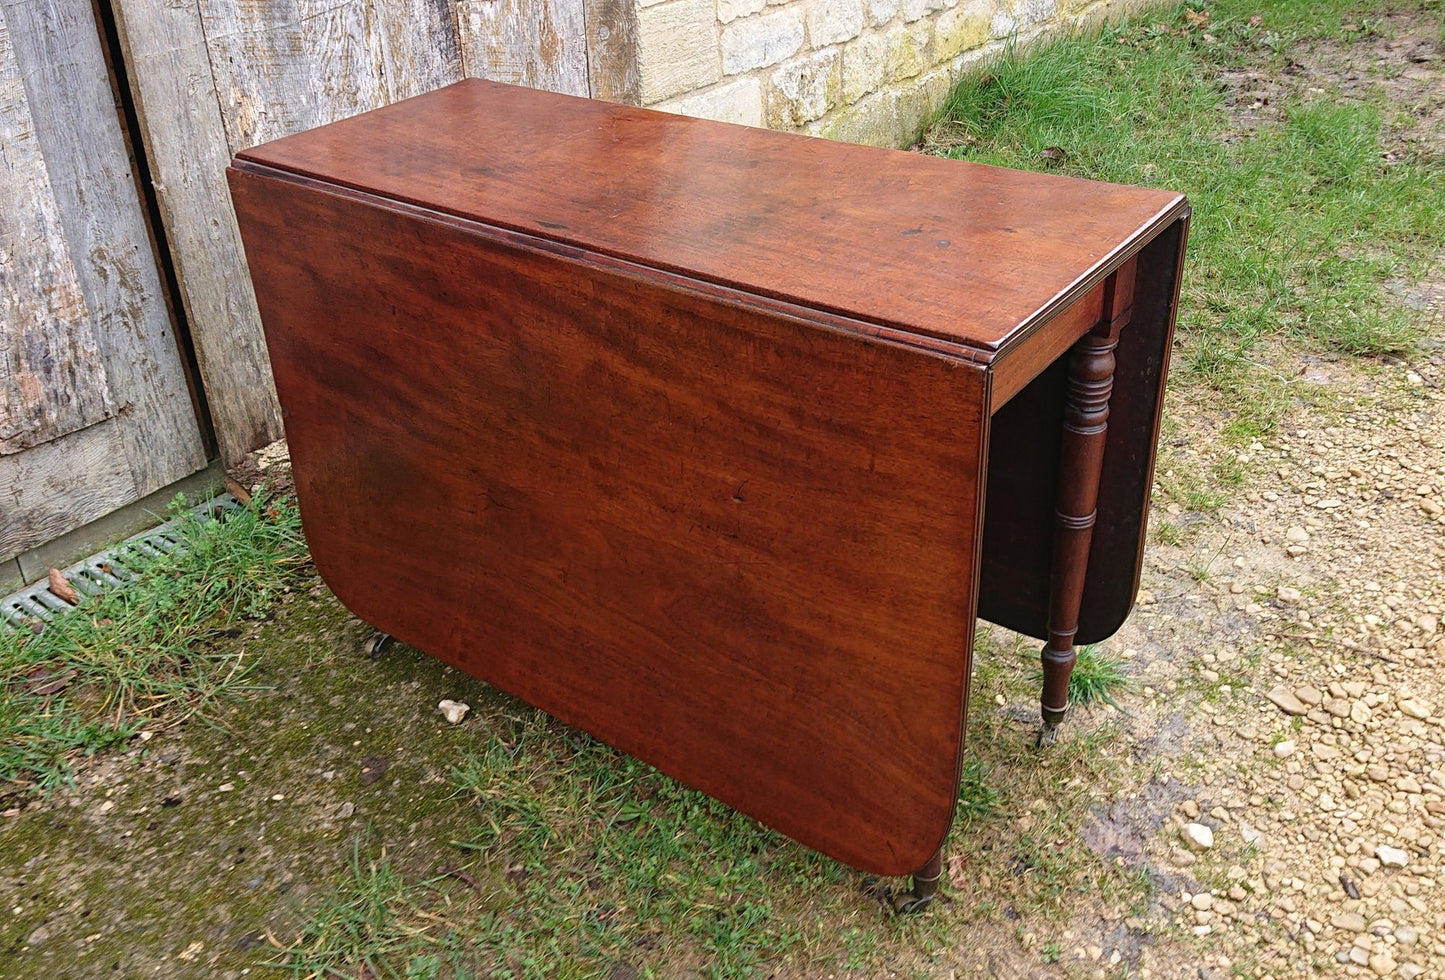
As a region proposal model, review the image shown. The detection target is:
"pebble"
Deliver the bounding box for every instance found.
[438,699,471,724]
[1369,953,1398,976]
[1286,526,1310,543]
[1325,698,1351,718]
[1399,965,1423,980]
[1273,740,1296,758]
[1376,845,1409,868]
[1278,586,1303,603]
[1398,698,1431,720]
[1295,685,1324,706]
[1333,912,1367,932]
[1183,823,1214,850]
[1266,686,1309,716]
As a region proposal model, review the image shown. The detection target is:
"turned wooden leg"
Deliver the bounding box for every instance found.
[892,848,943,913]
[1041,261,1135,739]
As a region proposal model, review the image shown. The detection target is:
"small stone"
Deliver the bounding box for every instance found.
[1360,857,1381,874]
[1377,845,1409,868]
[1286,526,1310,543]
[1266,686,1309,716]
[1191,892,1214,911]
[1395,925,1417,945]
[438,699,471,724]
[335,802,354,819]
[1419,614,1439,634]
[1295,685,1324,706]
[1351,701,1373,724]
[1333,912,1367,932]
[1399,964,1422,980]
[1171,847,1197,867]
[1397,775,1422,794]
[1325,698,1351,718]
[25,924,49,947]
[1183,822,1214,850]
[1278,586,1303,604]
[1274,740,1297,758]
[1399,699,1431,720]
[1349,947,1371,966]
[218,783,235,792]
[1369,953,1397,976]
[1181,799,1200,818]
[1286,544,1309,557]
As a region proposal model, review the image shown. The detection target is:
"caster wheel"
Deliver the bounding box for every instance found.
[363,632,394,660]
[892,890,937,914]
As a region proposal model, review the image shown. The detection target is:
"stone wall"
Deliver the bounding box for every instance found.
[638,0,1150,147]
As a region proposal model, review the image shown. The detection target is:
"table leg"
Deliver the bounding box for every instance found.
[892,848,943,913]
[1040,262,1135,741]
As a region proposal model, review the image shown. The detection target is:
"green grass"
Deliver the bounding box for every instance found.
[276,666,1133,977]
[931,0,1445,433]
[0,494,307,794]
[1066,645,1131,709]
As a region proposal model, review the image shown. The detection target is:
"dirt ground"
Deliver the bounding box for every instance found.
[2,9,1442,979]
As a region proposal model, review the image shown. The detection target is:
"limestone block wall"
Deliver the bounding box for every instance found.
[636,0,1151,147]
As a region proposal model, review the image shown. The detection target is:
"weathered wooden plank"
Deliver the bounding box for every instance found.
[0,14,114,455]
[197,0,462,150]
[0,420,136,559]
[584,0,641,104]
[108,0,283,462]
[458,0,589,96]
[3,0,206,492]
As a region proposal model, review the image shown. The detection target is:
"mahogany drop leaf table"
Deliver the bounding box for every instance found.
[228,79,1188,910]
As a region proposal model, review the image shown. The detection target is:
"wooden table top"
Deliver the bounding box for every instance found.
[238,79,1186,358]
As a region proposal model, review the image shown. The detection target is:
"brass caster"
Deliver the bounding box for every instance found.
[892,889,937,914]
[363,632,394,660]
[891,863,941,914]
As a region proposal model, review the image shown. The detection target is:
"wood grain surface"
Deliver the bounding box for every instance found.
[238,79,1187,357]
[1,0,206,561]
[230,165,991,875]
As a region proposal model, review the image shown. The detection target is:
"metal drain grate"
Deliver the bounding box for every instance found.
[1,494,242,632]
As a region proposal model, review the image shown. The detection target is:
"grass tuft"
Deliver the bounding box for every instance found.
[0,494,307,794]
[1067,646,1132,709]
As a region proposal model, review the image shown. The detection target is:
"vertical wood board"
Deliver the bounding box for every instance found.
[584,0,641,104]
[458,0,589,96]
[0,14,114,454]
[198,0,462,151]
[109,0,284,461]
[3,0,206,493]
